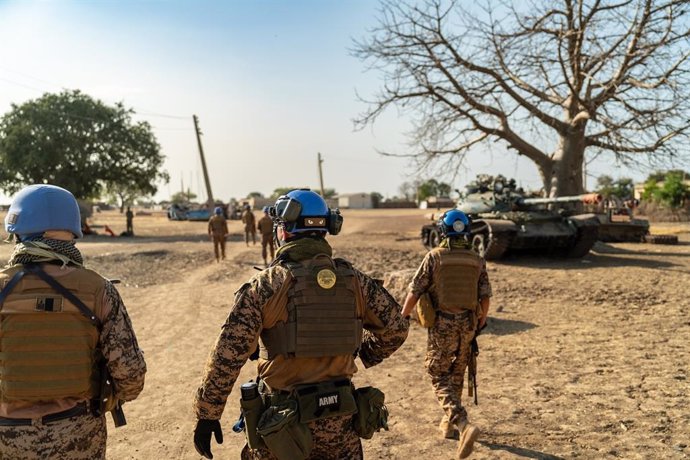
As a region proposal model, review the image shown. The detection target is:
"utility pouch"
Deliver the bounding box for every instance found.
[240,392,265,449]
[293,379,357,423]
[416,293,436,328]
[257,399,313,460]
[353,386,389,439]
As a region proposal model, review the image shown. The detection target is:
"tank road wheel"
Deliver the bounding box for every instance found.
[428,228,441,248]
[644,234,679,245]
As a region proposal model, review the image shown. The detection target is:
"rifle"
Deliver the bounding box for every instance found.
[94,357,127,427]
[467,324,486,405]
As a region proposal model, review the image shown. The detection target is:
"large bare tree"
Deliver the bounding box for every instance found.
[354,0,690,196]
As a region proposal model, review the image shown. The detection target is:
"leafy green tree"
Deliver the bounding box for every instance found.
[642,170,690,208]
[416,179,453,202]
[656,171,689,208]
[0,90,168,200]
[370,191,384,208]
[596,175,634,199]
[247,191,264,198]
[171,190,197,204]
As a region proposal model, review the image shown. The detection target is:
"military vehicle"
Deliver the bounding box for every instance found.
[421,175,602,260]
[594,197,678,244]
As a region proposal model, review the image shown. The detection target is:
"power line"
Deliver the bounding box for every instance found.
[0,67,192,123]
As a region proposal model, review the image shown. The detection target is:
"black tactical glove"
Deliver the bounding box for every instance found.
[194,419,223,459]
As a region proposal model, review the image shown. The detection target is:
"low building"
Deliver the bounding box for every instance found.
[337,193,373,209]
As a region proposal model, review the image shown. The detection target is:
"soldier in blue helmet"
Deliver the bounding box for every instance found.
[193,189,409,460]
[208,206,229,262]
[401,209,492,459]
[0,184,147,459]
[256,206,275,267]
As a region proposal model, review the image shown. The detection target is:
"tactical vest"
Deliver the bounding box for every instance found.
[431,247,481,314]
[260,255,363,359]
[0,265,105,403]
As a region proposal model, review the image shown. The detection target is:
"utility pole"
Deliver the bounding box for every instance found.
[317,152,325,197]
[193,115,214,207]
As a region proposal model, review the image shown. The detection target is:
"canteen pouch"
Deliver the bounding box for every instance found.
[293,379,357,423]
[416,292,436,328]
[257,399,312,460]
[240,393,265,449]
[353,386,389,439]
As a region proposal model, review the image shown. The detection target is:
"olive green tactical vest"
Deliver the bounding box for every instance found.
[0,265,105,402]
[260,255,363,359]
[431,247,481,314]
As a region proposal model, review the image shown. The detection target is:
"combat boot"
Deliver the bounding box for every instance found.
[456,421,480,459]
[439,415,457,439]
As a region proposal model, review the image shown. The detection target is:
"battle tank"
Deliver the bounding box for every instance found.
[421,175,603,260]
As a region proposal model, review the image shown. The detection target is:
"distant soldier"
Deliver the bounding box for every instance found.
[401,209,491,459]
[256,206,275,267]
[0,184,147,459]
[193,189,409,460]
[241,204,256,246]
[208,207,229,262]
[125,206,134,236]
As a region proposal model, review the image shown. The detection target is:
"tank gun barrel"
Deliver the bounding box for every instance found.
[521,193,602,205]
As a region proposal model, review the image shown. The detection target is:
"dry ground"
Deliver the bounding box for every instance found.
[1,209,688,460]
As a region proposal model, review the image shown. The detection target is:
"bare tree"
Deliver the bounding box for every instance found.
[354,0,690,196]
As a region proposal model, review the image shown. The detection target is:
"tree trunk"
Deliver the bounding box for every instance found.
[536,129,586,199]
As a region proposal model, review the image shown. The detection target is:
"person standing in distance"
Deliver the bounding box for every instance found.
[256,206,275,267]
[241,204,257,246]
[125,206,134,236]
[193,189,409,460]
[401,209,491,459]
[0,184,147,459]
[208,206,229,262]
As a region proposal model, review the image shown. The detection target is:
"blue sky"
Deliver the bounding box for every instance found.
[0,0,639,204]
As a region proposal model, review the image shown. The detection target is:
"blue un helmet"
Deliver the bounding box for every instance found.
[262,206,269,214]
[5,184,83,240]
[214,206,223,215]
[270,189,342,235]
[438,209,471,238]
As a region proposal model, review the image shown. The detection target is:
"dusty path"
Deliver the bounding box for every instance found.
[0,210,688,459]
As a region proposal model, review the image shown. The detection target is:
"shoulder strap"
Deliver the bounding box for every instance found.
[23,264,101,328]
[0,269,29,308]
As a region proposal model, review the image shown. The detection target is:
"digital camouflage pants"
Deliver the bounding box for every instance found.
[0,413,106,459]
[425,311,476,425]
[241,414,363,460]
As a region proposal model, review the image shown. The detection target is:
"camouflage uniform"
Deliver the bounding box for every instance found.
[0,240,147,460]
[208,214,229,261]
[256,215,275,263]
[194,238,409,460]
[408,242,491,426]
[242,209,257,245]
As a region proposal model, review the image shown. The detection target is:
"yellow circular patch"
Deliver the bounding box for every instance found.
[316,269,337,289]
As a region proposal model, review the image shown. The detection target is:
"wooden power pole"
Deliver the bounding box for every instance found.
[317,152,325,197]
[193,115,214,207]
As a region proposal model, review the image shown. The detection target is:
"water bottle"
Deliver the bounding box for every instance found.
[239,381,264,448]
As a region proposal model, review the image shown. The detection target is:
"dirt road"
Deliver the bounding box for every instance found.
[1,209,688,459]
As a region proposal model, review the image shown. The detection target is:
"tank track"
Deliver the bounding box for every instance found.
[484,232,512,260]
[566,221,599,258]
[644,234,679,245]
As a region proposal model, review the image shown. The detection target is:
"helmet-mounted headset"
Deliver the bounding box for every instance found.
[269,189,343,235]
